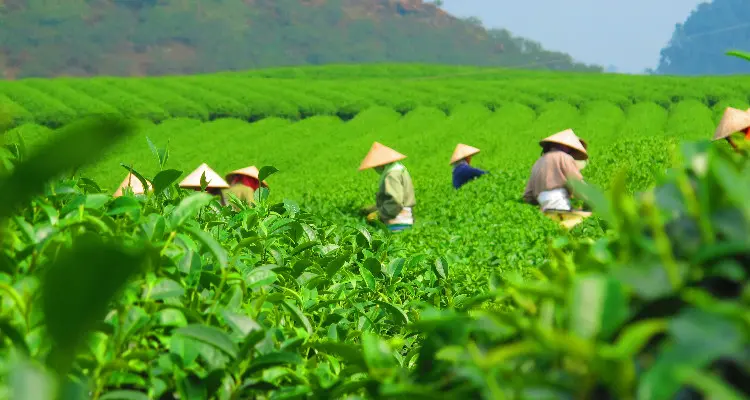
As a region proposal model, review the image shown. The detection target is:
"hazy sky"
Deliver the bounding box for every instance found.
[442,0,706,73]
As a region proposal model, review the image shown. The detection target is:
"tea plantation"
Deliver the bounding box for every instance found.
[0,65,748,399]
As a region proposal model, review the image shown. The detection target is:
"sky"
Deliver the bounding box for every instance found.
[441,0,707,73]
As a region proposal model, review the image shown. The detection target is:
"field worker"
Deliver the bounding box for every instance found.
[222,165,268,208]
[179,163,229,196]
[359,142,416,232]
[450,143,488,189]
[113,172,152,197]
[712,107,750,152]
[523,129,588,212]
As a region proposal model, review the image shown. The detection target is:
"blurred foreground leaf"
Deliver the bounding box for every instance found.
[42,236,147,376]
[0,116,135,220]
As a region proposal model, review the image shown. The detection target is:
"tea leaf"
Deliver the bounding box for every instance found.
[151,169,182,195]
[42,237,147,375]
[174,325,238,359]
[258,166,279,183]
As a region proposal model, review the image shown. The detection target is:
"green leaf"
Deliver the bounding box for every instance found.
[99,390,150,400]
[0,116,134,220]
[325,252,349,278]
[145,278,185,301]
[146,135,169,169]
[254,187,270,203]
[359,266,376,291]
[119,163,150,196]
[387,258,405,280]
[221,311,262,336]
[107,196,141,218]
[258,166,279,182]
[84,194,110,210]
[200,171,209,192]
[0,319,30,355]
[675,367,747,400]
[361,332,396,381]
[726,49,750,62]
[373,300,409,325]
[182,225,228,270]
[280,300,313,335]
[246,352,303,375]
[42,237,146,375]
[569,274,628,340]
[363,257,383,276]
[9,359,55,400]
[151,169,182,195]
[312,341,366,368]
[174,324,238,359]
[291,241,317,256]
[599,319,668,359]
[283,199,300,217]
[244,268,278,289]
[169,192,214,227]
[432,256,448,280]
[638,308,744,400]
[569,179,613,224]
[356,226,372,246]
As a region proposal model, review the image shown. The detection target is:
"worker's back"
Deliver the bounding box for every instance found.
[524,150,582,202]
[377,165,416,208]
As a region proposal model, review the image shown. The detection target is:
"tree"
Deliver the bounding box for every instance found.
[655,0,750,75]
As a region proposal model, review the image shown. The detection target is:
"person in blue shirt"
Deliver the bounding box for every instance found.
[450,143,488,189]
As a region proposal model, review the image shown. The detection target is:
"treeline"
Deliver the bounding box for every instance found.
[0,0,601,78]
[655,0,750,75]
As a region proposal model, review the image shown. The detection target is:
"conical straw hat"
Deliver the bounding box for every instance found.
[179,163,229,189]
[358,142,406,171]
[713,107,750,141]
[113,172,152,197]
[226,165,269,187]
[449,143,480,164]
[540,129,588,160]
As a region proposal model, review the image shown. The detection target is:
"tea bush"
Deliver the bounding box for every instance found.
[1,116,748,400]
[0,65,749,399]
[0,65,749,128]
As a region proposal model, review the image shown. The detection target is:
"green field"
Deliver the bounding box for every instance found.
[1,65,749,399]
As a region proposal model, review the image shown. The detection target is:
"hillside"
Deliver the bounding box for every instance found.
[655,0,750,75]
[0,0,602,78]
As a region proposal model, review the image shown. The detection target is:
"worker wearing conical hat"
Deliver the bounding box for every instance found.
[179,163,229,196]
[113,172,152,197]
[523,129,587,212]
[359,142,416,232]
[221,165,268,209]
[713,107,750,152]
[450,143,488,189]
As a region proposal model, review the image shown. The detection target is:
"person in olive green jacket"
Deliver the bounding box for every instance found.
[221,166,268,210]
[359,142,416,232]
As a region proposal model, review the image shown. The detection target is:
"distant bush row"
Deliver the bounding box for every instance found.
[0,66,749,129]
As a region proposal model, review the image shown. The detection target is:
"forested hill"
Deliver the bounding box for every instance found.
[0,0,602,79]
[655,0,750,75]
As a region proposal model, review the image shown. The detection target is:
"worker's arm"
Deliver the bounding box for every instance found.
[466,165,488,178]
[523,179,536,204]
[378,173,405,220]
[561,156,585,197]
[360,204,377,215]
